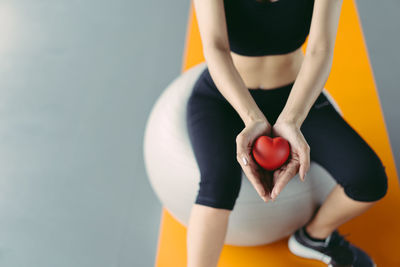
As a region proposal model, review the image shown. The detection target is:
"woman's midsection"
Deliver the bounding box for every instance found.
[230,47,305,90]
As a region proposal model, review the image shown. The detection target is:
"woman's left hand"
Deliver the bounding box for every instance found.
[269,120,311,200]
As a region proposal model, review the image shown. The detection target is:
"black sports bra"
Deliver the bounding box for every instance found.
[223,0,315,56]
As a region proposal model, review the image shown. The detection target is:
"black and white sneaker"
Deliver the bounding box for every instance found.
[288,225,377,267]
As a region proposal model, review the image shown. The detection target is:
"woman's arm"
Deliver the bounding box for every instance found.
[205,49,268,126]
[276,0,343,128]
[193,0,274,201]
[193,0,268,126]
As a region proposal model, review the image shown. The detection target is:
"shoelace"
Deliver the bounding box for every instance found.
[324,231,354,265]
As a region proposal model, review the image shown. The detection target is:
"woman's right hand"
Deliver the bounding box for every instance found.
[236,119,274,202]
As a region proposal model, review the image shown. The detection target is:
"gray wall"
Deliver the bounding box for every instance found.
[0,0,397,267]
[0,0,189,266]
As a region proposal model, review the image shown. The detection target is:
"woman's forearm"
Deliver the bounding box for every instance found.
[276,50,334,128]
[204,47,268,126]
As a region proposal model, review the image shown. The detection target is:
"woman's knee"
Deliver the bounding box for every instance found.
[195,169,242,211]
[343,157,388,202]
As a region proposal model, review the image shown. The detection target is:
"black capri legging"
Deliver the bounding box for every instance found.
[186,67,388,211]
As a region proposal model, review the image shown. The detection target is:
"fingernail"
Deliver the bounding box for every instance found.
[242,156,248,165]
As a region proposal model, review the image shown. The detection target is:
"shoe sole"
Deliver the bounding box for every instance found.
[288,234,332,265]
[288,234,377,267]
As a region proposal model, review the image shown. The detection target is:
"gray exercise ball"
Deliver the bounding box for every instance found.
[143,62,339,246]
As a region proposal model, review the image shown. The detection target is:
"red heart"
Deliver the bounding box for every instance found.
[251,136,291,171]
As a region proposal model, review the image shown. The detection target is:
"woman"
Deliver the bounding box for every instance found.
[185,0,387,266]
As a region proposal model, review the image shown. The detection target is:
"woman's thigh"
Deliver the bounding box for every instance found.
[186,70,245,210]
[300,92,388,202]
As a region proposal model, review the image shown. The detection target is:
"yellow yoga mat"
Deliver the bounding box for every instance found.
[155,0,400,266]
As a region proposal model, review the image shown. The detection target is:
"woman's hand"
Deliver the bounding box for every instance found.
[236,120,274,202]
[269,120,311,200]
